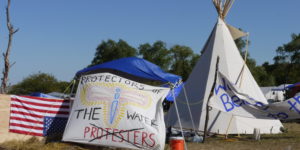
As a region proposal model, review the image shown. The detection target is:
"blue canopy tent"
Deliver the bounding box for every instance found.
[165,83,184,101]
[76,57,182,85]
[29,92,60,99]
[73,57,187,147]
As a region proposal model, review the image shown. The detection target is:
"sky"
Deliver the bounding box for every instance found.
[0,0,299,84]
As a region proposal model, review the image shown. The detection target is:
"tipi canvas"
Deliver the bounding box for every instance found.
[166,0,283,134]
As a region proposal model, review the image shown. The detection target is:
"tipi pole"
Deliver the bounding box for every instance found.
[203,57,220,143]
[171,86,188,150]
[225,114,234,138]
[238,33,250,87]
[225,33,249,138]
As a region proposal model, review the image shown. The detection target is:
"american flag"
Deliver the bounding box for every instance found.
[9,95,70,136]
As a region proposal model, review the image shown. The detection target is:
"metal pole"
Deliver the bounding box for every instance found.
[172,86,188,150]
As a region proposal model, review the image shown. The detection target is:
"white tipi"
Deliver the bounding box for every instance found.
[166,0,283,134]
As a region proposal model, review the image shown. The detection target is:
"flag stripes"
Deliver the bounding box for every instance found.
[9,95,70,136]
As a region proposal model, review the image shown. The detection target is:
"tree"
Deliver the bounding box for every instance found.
[269,33,300,84]
[9,72,69,95]
[275,33,300,64]
[90,39,137,66]
[1,0,19,93]
[233,33,275,86]
[169,45,199,81]
[138,41,171,71]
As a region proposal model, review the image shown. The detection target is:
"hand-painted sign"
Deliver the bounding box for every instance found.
[63,73,169,150]
[210,72,300,120]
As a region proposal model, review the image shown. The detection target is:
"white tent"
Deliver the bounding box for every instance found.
[166,0,283,134]
[261,84,290,103]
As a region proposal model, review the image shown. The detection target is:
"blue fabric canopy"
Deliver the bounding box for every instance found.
[165,83,184,101]
[76,57,182,84]
[29,92,60,99]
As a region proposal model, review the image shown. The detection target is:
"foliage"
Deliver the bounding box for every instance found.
[85,33,300,87]
[89,39,200,81]
[169,45,199,81]
[9,72,70,95]
[234,34,275,86]
[138,41,171,71]
[262,33,300,85]
[274,33,300,64]
[90,39,137,67]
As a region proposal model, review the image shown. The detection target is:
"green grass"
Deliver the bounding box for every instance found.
[1,123,300,150]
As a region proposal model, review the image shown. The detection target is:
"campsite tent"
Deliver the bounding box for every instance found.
[63,57,181,149]
[76,57,181,85]
[166,0,283,134]
[260,84,289,103]
[285,82,300,99]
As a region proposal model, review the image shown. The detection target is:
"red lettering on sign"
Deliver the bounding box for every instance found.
[141,131,148,146]
[127,130,131,142]
[82,125,157,148]
[119,130,124,142]
[84,127,90,138]
[91,127,98,138]
[148,133,156,147]
[134,130,140,145]
[112,128,118,142]
[105,128,111,140]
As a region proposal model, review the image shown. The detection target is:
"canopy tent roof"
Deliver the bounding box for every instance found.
[29,92,60,99]
[76,57,182,85]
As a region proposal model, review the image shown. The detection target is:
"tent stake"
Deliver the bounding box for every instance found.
[203,56,220,143]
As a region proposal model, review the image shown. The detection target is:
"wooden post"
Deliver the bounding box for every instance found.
[225,115,234,139]
[202,56,220,143]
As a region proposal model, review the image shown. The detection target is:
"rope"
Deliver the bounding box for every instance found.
[176,98,203,105]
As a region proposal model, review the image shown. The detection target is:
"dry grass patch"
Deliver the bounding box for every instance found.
[1,123,300,150]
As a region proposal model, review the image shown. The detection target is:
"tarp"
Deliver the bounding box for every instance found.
[286,82,300,89]
[76,57,181,84]
[63,72,169,149]
[29,92,60,99]
[165,83,184,101]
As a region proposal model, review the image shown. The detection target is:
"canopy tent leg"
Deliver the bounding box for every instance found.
[172,88,188,150]
[182,84,197,135]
